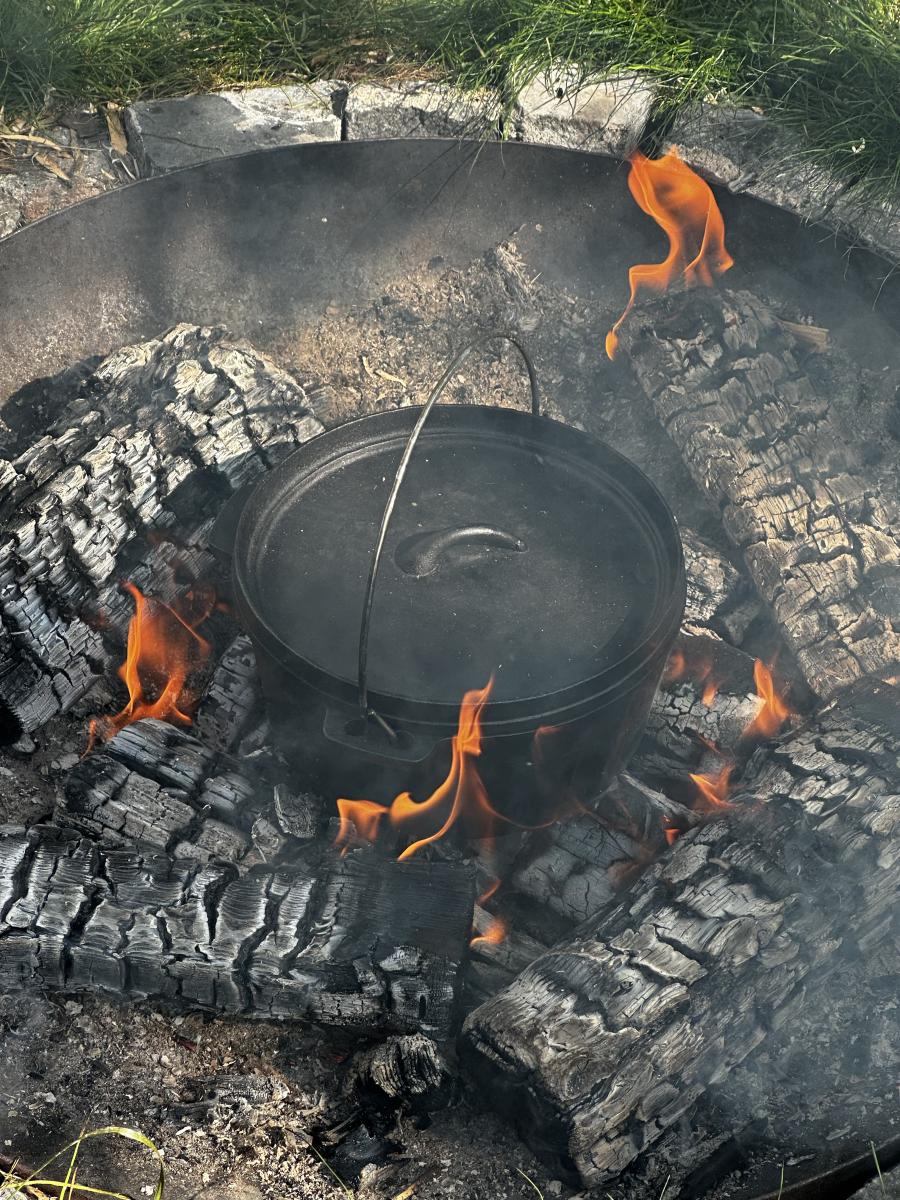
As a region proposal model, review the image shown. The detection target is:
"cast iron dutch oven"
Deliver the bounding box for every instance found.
[226,333,685,819]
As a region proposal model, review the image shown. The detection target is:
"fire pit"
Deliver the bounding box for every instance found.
[0,138,897,1200]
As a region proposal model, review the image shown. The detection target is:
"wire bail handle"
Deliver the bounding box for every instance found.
[356,331,541,741]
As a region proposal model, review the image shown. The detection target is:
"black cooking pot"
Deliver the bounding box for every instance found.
[224,334,685,820]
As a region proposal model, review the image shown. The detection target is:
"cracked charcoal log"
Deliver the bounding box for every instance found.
[504,774,699,930]
[466,774,698,1008]
[194,634,266,753]
[618,290,900,697]
[351,1034,455,1125]
[465,911,552,1011]
[0,325,322,732]
[0,826,474,1037]
[460,679,900,1188]
[636,633,771,785]
[62,717,267,863]
[680,529,759,642]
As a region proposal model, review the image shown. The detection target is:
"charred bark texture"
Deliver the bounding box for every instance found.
[460,679,900,1187]
[0,825,474,1037]
[465,772,699,1007]
[619,290,900,697]
[0,326,322,732]
[637,634,769,784]
[62,718,265,864]
[680,529,759,643]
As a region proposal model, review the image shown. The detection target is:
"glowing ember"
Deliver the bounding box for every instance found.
[662,648,686,684]
[689,762,735,813]
[88,581,214,749]
[744,659,792,740]
[335,679,508,861]
[701,676,719,707]
[471,914,508,948]
[606,149,733,359]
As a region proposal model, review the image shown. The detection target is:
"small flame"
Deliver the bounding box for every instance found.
[88,582,214,749]
[471,915,508,948]
[606,149,733,358]
[689,762,735,813]
[663,822,680,847]
[335,679,509,861]
[744,660,792,740]
[662,644,718,705]
[701,677,719,707]
[662,649,686,684]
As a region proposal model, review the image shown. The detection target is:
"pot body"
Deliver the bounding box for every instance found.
[256,640,671,819]
[228,403,686,817]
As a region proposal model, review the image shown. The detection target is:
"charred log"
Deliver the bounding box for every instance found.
[62,718,263,863]
[350,1034,456,1128]
[460,679,900,1187]
[503,773,699,929]
[680,529,759,642]
[62,717,328,866]
[0,825,474,1037]
[194,634,266,753]
[466,773,699,1007]
[618,290,900,697]
[0,326,322,733]
[637,633,779,785]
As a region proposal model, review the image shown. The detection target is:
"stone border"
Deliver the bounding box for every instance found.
[1,75,898,266]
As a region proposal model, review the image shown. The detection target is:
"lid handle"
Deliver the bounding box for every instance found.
[357,331,541,739]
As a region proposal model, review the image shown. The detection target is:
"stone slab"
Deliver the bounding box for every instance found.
[343,80,495,140]
[849,1162,900,1199]
[125,82,345,175]
[665,102,847,223]
[666,102,900,265]
[513,69,656,157]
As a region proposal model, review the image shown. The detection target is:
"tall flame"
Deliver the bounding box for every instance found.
[88,582,214,748]
[743,659,792,740]
[606,149,733,359]
[335,679,506,861]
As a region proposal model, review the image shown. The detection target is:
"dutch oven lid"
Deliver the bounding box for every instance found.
[233,339,684,728]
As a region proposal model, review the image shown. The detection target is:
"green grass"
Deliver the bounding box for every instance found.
[1,0,899,201]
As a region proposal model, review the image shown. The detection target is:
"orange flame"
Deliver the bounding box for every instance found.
[662,644,719,706]
[88,582,214,749]
[606,149,733,358]
[743,660,792,740]
[689,762,735,813]
[335,679,510,861]
[471,914,508,949]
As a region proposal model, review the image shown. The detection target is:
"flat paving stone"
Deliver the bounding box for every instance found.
[344,80,495,140]
[125,82,345,175]
[666,102,900,264]
[513,69,656,157]
[665,102,847,222]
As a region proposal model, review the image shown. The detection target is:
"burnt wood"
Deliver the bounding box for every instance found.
[0,824,474,1037]
[459,679,900,1187]
[619,289,900,697]
[62,717,264,864]
[637,633,772,784]
[680,529,759,642]
[194,633,266,753]
[0,325,322,734]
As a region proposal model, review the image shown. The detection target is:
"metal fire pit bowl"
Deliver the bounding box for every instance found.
[1,138,898,1200]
